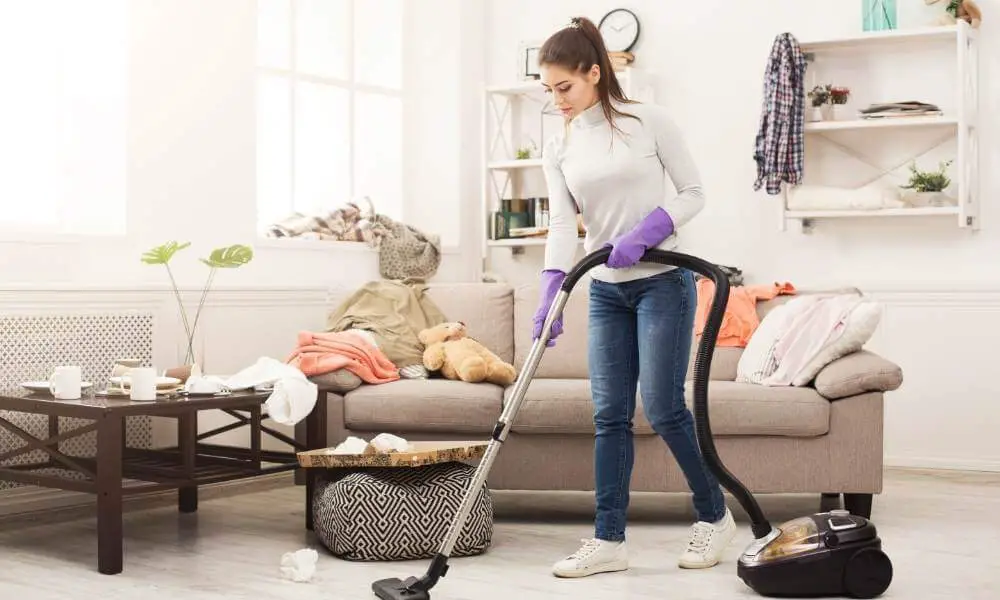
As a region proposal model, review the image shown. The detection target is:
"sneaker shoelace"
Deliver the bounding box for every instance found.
[568,538,602,561]
[687,523,715,554]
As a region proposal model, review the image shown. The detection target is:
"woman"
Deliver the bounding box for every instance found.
[531,17,736,578]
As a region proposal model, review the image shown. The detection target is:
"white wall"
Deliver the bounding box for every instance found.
[482,0,1000,471]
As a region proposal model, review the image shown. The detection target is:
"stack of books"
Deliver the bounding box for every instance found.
[609,51,634,71]
[858,101,942,119]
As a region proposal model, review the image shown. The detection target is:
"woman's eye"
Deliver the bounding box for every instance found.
[558,86,570,93]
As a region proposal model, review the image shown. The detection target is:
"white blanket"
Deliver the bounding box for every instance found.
[223,357,318,426]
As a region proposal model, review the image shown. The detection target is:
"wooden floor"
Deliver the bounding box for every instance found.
[0,467,997,599]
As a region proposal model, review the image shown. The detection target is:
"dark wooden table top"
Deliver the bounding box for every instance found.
[0,387,274,418]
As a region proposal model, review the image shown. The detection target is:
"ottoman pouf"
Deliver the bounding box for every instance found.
[312,461,494,561]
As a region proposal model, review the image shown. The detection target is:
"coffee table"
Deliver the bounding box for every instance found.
[0,386,328,575]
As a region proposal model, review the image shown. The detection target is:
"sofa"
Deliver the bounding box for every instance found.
[313,278,903,519]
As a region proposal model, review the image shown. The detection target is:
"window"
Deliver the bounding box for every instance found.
[0,1,127,237]
[255,0,404,233]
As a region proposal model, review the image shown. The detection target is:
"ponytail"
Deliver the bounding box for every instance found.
[538,16,638,132]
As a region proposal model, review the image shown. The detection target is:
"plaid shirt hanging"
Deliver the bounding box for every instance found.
[753,32,807,195]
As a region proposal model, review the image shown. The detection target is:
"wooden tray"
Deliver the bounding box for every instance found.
[297,440,489,468]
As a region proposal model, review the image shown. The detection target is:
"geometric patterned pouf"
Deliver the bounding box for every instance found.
[311,461,494,561]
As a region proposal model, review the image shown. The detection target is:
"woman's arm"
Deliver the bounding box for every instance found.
[541,139,579,274]
[648,106,706,228]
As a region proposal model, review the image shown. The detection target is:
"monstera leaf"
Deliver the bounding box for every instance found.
[141,240,254,366]
[140,241,191,265]
[200,244,254,268]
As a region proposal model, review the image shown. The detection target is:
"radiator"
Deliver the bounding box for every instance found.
[0,311,155,491]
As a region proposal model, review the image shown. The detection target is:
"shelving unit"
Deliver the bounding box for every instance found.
[480,67,654,262]
[780,22,979,232]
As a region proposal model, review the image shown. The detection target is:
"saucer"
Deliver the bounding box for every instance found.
[21,381,93,394]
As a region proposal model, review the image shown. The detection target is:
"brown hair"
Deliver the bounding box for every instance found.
[538,16,638,132]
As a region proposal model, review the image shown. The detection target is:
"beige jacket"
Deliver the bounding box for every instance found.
[325,280,447,368]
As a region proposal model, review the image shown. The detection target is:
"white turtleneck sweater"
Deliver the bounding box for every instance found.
[541,100,705,283]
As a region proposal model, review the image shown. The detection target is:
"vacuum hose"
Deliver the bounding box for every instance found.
[563,247,773,539]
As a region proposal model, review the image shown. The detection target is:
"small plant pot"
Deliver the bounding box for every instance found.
[808,106,824,122]
[906,191,955,207]
[820,104,835,120]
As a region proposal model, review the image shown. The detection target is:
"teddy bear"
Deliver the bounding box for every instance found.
[927,0,982,28]
[417,322,517,386]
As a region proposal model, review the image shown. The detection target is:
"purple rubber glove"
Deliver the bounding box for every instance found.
[532,269,566,347]
[604,207,675,269]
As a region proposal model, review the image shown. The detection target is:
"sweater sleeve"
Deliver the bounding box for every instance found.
[541,138,579,274]
[647,106,706,228]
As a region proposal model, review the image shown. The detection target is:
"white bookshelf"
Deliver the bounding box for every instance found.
[480,66,654,259]
[780,22,979,232]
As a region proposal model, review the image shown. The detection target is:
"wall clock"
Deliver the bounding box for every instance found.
[598,8,640,53]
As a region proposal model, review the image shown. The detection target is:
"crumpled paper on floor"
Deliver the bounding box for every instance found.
[280,548,318,582]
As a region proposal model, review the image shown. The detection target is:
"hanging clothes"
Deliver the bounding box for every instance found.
[753,32,807,195]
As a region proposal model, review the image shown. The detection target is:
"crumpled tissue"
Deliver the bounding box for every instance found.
[280,548,318,583]
[329,433,410,455]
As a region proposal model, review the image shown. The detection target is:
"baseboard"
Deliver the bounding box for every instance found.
[884,455,1000,473]
[0,471,295,526]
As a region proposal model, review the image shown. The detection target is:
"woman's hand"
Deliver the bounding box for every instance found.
[604,206,675,268]
[532,269,566,346]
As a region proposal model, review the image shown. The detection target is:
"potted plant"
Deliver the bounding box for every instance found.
[901,159,955,207]
[141,241,254,380]
[807,84,851,121]
[807,85,830,122]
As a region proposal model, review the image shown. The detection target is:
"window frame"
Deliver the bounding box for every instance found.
[255,0,405,235]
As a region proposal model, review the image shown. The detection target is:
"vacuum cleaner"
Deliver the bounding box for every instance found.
[371,247,893,600]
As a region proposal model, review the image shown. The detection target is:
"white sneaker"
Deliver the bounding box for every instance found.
[678,507,737,569]
[552,538,628,578]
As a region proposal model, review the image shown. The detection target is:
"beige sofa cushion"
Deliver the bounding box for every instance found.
[685,381,830,437]
[502,379,656,435]
[343,379,502,434]
[512,283,590,378]
[502,378,829,437]
[425,283,515,364]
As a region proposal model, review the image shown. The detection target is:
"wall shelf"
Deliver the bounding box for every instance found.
[781,22,979,233]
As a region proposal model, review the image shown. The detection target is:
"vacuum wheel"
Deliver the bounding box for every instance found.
[843,547,893,599]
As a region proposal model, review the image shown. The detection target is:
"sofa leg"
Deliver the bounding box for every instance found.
[843,493,873,519]
[820,493,842,512]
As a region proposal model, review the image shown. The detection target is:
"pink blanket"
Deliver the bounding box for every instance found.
[286,330,400,384]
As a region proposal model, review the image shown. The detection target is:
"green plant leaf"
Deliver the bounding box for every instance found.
[199,244,254,268]
[140,241,191,264]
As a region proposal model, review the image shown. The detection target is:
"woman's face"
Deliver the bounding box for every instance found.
[540,63,600,121]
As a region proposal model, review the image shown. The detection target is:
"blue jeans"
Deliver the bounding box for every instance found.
[588,268,727,542]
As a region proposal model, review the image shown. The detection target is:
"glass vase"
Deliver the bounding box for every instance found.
[863,0,897,31]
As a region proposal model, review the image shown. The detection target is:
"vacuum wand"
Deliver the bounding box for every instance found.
[370,247,771,600]
[371,293,570,600]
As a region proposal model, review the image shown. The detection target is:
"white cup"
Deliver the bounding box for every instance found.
[128,367,157,401]
[49,366,82,400]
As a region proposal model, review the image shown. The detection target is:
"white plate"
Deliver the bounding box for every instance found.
[21,381,93,394]
[109,375,181,388]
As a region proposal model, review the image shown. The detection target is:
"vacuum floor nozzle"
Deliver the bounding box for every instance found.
[371,576,431,600]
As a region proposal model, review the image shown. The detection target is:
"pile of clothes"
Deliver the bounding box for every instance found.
[286,279,450,393]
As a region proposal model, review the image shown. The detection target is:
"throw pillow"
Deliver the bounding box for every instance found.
[790,300,882,386]
[736,296,817,385]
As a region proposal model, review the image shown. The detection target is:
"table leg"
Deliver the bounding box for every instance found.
[304,393,328,531]
[178,413,198,513]
[96,414,123,575]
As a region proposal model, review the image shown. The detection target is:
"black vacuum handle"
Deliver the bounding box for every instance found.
[560,246,773,539]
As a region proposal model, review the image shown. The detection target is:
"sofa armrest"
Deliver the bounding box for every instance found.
[813,350,903,400]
